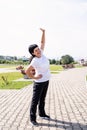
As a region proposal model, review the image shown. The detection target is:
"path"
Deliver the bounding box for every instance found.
[0,67,87,130]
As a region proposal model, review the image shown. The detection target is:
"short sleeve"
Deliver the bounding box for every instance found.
[29,58,37,68]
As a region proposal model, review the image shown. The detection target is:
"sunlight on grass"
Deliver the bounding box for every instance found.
[0,64,63,89]
[0,72,23,80]
[0,81,32,89]
[0,64,17,68]
[50,65,63,71]
[0,72,33,89]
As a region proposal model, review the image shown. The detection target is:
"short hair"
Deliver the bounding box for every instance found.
[28,44,38,57]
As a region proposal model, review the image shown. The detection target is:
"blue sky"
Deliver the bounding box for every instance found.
[0,0,87,60]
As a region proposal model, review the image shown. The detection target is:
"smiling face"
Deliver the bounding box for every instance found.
[32,47,41,58]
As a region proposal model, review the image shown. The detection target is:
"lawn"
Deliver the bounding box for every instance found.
[50,64,63,73]
[0,64,63,89]
[0,64,18,68]
[0,72,33,89]
[50,64,63,71]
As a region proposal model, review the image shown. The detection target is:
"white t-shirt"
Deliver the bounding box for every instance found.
[29,52,51,82]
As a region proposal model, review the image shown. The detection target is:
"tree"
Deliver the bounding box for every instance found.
[49,59,56,64]
[60,55,74,65]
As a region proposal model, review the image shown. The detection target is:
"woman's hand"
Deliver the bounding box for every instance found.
[16,65,24,70]
[40,28,45,32]
[34,74,43,79]
[21,69,26,75]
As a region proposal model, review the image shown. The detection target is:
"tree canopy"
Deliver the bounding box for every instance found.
[60,55,74,65]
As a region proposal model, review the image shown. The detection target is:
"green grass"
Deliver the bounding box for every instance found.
[0,72,23,80]
[50,65,63,71]
[0,81,32,89]
[0,72,33,89]
[0,64,28,69]
[0,64,17,68]
[0,64,63,70]
[0,64,63,89]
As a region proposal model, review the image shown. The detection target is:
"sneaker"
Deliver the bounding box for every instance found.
[40,115,50,120]
[30,121,39,126]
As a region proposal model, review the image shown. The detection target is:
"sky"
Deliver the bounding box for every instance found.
[0,0,87,60]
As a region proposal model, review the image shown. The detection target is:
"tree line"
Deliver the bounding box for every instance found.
[50,54,74,65]
[0,54,75,65]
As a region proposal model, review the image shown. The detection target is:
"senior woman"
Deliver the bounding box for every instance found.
[25,28,51,126]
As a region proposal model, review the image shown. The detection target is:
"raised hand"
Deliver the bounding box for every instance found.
[40,28,45,50]
[35,74,43,79]
[40,28,45,32]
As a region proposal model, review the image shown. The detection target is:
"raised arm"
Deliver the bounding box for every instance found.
[40,28,45,51]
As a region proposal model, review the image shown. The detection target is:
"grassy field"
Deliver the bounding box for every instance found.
[0,72,32,89]
[0,64,63,89]
[0,64,18,68]
[0,64,64,72]
[50,64,63,71]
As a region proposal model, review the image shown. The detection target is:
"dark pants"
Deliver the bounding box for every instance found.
[30,80,49,121]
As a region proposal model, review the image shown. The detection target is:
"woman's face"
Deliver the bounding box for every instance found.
[32,47,41,58]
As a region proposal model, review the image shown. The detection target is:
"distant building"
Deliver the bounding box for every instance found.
[22,56,29,62]
[80,59,84,64]
[79,59,87,66]
[0,55,4,59]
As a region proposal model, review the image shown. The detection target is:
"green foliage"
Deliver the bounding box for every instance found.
[60,55,74,65]
[49,59,56,64]
[49,59,60,65]
[0,54,76,66]
[0,72,32,89]
[0,59,29,65]
[0,72,23,81]
[1,76,9,85]
[0,81,32,89]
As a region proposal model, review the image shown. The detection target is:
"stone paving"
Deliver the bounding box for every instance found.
[0,67,87,130]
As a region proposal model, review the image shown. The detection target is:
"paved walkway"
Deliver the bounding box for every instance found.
[0,67,87,130]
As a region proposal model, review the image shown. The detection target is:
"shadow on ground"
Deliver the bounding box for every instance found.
[38,118,87,129]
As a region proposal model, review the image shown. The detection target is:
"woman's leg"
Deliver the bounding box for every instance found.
[38,81,49,116]
[30,82,42,122]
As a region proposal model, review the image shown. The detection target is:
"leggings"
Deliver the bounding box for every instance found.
[30,80,49,121]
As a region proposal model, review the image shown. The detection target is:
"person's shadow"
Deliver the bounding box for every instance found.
[39,118,87,129]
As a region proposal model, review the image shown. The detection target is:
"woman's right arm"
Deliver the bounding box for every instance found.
[25,65,42,79]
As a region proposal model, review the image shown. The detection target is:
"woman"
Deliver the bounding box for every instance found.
[25,28,51,126]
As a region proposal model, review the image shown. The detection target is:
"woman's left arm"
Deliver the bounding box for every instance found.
[40,28,45,51]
